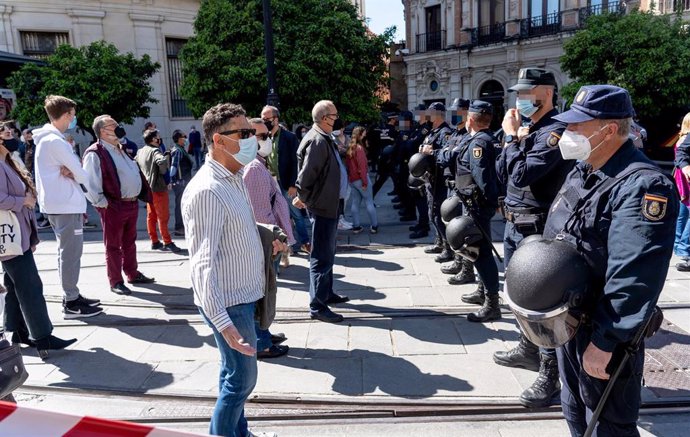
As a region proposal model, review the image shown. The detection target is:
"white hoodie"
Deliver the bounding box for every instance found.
[33,123,89,214]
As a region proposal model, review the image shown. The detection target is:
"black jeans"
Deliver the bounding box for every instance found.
[309,214,338,312]
[2,250,53,341]
[172,180,187,231]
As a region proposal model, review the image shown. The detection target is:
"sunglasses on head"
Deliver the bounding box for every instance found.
[219,128,255,139]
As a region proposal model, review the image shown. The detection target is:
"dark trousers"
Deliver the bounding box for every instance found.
[172,180,187,231]
[98,200,139,287]
[473,212,499,294]
[558,328,644,437]
[414,189,429,227]
[426,180,447,244]
[309,214,338,312]
[2,250,53,341]
[193,147,203,169]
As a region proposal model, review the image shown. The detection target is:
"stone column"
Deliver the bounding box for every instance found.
[0,5,14,53]
[67,9,106,46]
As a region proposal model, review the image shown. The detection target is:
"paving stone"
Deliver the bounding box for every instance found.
[409,286,446,307]
[391,318,465,356]
[304,320,350,358]
[348,319,393,356]
[143,360,218,393]
[138,324,217,362]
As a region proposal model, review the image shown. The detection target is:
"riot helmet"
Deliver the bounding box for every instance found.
[504,238,591,349]
[441,195,463,224]
[407,175,425,191]
[445,216,482,262]
[408,152,433,178]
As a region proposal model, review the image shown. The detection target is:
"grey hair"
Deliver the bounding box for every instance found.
[312,100,334,123]
[601,118,631,138]
[248,117,264,125]
[92,114,112,139]
[262,105,280,118]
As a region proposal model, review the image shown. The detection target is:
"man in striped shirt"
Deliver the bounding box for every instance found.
[182,103,286,437]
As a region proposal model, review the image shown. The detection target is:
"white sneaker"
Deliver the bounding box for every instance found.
[338,216,353,230]
[248,430,278,437]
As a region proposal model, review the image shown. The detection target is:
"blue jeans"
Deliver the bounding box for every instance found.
[282,189,309,247]
[193,148,203,169]
[350,179,378,228]
[200,303,257,437]
[674,201,690,259]
[309,214,338,312]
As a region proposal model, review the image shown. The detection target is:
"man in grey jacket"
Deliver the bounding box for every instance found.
[294,100,350,323]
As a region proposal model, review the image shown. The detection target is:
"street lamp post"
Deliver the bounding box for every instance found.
[262,0,280,108]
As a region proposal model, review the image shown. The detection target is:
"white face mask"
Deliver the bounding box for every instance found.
[558,125,608,161]
[332,130,342,137]
[257,138,273,157]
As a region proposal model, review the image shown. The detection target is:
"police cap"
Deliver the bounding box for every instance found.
[427,102,446,112]
[469,100,493,115]
[553,85,634,124]
[449,98,470,110]
[509,68,557,92]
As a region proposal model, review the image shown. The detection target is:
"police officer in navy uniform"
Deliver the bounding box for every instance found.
[543,85,678,436]
[393,111,419,222]
[452,100,501,321]
[418,102,454,258]
[424,98,476,282]
[494,67,574,408]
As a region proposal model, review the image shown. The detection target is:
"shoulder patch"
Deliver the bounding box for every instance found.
[473,147,483,159]
[547,132,561,148]
[641,194,668,221]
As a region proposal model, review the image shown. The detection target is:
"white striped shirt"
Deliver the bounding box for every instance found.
[182,157,264,332]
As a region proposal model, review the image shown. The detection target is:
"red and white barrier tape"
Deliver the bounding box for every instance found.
[0,401,209,437]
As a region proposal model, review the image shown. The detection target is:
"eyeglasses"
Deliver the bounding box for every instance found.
[325,113,339,119]
[262,116,276,123]
[219,128,255,139]
[256,133,269,141]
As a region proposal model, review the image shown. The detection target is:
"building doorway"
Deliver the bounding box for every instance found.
[478,80,505,131]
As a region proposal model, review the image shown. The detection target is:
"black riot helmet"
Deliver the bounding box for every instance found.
[407,175,425,191]
[504,238,591,349]
[445,216,482,261]
[408,152,433,178]
[440,195,463,224]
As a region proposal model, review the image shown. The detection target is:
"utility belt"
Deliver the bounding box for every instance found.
[503,205,547,234]
[445,178,455,189]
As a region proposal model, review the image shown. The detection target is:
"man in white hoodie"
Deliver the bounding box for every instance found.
[33,95,103,319]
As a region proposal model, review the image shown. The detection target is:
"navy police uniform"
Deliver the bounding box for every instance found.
[543,85,678,436]
[454,101,500,295]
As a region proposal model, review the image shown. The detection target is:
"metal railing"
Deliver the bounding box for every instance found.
[415,30,446,53]
[477,22,506,46]
[579,1,624,22]
[521,11,562,38]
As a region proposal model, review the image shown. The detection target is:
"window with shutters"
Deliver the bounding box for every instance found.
[165,38,192,118]
[20,31,69,59]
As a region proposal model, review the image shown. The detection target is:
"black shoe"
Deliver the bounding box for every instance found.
[173,229,185,237]
[448,269,476,285]
[467,293,501,323]
[387,190,396,196]
[111,282,132,295]
[35,335,77,359]
[493,335,540,371]
[399,215,417,222]
[441,259,462,275]
[163,242,183,253]
[151,241,164,250]
[310,308,344,323]
[409,224,423,232]
[424,244,444,254]
[257,344,289,359]
[434,249,453,263]
[326,294,350,304]
[63,298,103,319]
[128,272,155,284]
[677,261,690,272]
[409,229,429,239]
[11,330,35,347]
[271,333,287,345]
[370,226,379,234]
[352,226,364,234]
[67,294,101,307]
[393,203,404,210]
[519,355,561,408]
[461,282,485,305]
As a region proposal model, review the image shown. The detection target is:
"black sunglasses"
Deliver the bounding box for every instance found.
[256,133,269,141]
[219,128,255,139]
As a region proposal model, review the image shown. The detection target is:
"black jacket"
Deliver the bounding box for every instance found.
[276,127,300,191]
[296,126,341,219]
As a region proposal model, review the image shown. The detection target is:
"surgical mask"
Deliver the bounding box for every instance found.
[184,139,190,149]
[68,115,78,130]
[332,130,342,137]
[558,126,608,161]
[220,135,258,166]
[258,138,273,157]
[516,99,540,118]
[2,138,19,153]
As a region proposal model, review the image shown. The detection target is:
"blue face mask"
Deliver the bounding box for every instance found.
[68,115,78,130]
[451,115,463,126]
[516,99,540,118]
[220,135,258,166]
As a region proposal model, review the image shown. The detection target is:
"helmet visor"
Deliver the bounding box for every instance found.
[505,293,581,348]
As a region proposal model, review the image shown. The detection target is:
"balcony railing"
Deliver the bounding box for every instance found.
[477,22,506,46]
[521,11,562,37]
[579,1,624,22]
[415,30,446,53]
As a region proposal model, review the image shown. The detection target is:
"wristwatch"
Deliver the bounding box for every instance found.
[504,134,518,145]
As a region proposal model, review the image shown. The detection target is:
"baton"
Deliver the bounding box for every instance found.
[459,197,503,263]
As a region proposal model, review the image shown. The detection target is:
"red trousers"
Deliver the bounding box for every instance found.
[147,190,172,245]
[98,200,139,287]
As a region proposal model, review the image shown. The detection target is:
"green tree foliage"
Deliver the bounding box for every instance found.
[8,41,159,139]
[560,9,690,118]
[180,0,394,124]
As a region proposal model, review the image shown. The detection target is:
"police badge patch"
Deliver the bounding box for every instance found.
[641,194,668,221]
[547,132,561,148]
[473,147,483,159]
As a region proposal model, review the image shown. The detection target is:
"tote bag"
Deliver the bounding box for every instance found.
[0,209,23,257]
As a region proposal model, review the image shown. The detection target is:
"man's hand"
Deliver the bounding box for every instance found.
[60,166,75,180]
[220,324,256,356]
[583,342,613,380]
[517,126,530,140]
[287,187,297,198]
[421,144,433,155]
[502,108,521,137]
[682,165,690,180]
[23,193,36,209]
[292,197,306,209]
[272,239,288,256]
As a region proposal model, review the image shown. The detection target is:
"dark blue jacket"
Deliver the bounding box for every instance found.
[189,129,202,151]
[457,129,499,210]
[543,141,678,352]
[675,134,690,169]
[276,127,300,191]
